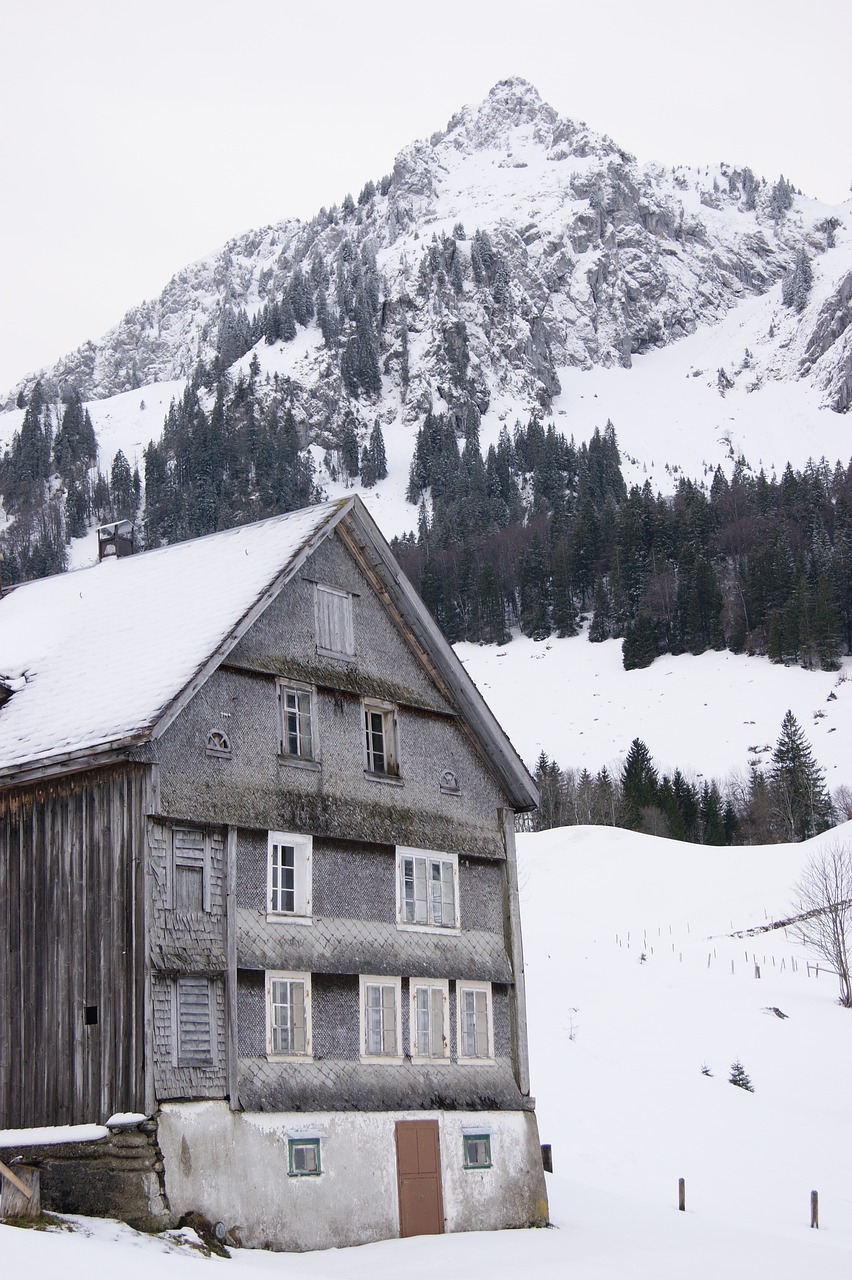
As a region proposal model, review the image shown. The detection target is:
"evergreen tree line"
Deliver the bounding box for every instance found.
[526,710,836,845]
[142,357,319,547]
[394,417,852,671]
[0,382,140,584]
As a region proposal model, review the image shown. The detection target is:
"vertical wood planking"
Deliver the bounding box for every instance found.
[0,766,149,1127]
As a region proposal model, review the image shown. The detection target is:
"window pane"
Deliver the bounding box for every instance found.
[441,862,455,925]
[291,1141,320,1175]
[285,693,300,755]
[475,990,489,1057]
[283,689,313,759]
[271,979,306,1055]
[366,710,385,772]
[464,1135,490,1168]
[414,858,428,923]
[297,691,313,758]
[402,857,416,923]
[271,844,296,912]
[431,986,445,1057]
[366,984,382,1054]
[382,984,397,1055]
[461,989,476,1057]
[416,987,430,1053]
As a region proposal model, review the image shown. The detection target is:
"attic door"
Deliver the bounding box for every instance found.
[395,1120,444,1237]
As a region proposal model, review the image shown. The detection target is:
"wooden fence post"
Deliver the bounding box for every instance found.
[810,1189,818,1229]
[678,1177,685,1212]
[0,1162,41,1218]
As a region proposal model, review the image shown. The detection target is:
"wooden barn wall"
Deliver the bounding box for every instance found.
[0,765,149,1128]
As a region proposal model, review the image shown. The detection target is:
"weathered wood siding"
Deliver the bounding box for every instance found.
[0,766,148,1127]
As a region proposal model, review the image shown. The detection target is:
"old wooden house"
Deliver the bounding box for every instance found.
[0,496,548,1248]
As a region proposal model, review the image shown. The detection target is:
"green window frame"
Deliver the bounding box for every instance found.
[463,1133,491,1169]
[288,1137,321,1177]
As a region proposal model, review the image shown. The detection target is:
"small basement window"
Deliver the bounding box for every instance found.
[463,1134,492,1169]
[289,1138,321,1177]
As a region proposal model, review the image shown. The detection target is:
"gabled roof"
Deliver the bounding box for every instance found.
[0,497,537,809]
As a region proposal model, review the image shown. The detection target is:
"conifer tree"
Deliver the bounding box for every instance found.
[339,420,360,480]
[368,421,388,481]
[621,738,659,828]
[768,710,833,841]
[519,533,551,640]
[729,1061,754,1091]
[622,613,657,669]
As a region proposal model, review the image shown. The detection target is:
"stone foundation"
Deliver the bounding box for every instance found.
[0,1119,171,1230]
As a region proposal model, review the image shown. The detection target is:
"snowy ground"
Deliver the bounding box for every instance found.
[4,823,852,1277]
[457,627,852,787]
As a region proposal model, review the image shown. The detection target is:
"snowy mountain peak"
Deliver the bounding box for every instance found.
[432,77,620,168]
[441,76,556,148]
[4,80,852,431]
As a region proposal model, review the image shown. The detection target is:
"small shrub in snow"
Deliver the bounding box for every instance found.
[729,1061,754,1091]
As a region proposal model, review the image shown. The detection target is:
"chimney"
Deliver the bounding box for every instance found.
[97,520,135,561]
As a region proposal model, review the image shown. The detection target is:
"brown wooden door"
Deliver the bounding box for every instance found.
[395,1120,444,1237]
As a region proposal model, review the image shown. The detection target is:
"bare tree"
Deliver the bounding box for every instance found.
[833,785,852,823]
[792,843,852,1007]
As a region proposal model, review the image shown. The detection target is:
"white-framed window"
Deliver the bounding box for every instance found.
[171,827,211,913]
[266,971,312,1058]
[363,699,399,777]
[277,680,317,762]
[174,976,215,1067]
[360,975,402,1061]
[456,980,494,1062]
[396,848,458,930]
[267,832,312,920]
[315,584,355,658]
[409,978,449,1061]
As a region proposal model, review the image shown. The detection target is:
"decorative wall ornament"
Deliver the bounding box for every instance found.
[206,729,232,758]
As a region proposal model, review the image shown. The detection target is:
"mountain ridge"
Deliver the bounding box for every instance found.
[5,78,850,428]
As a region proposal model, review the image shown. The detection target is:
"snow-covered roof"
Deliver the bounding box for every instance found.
[0,500,349,776]
[0,496,538,809]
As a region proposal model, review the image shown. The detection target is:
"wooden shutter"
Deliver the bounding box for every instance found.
[173,828,207,912]
[176,977,214,1065]
[316,587,353,655]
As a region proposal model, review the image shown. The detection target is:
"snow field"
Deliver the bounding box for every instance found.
[4,824,852,1277]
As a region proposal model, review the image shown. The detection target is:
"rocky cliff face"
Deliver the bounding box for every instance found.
[7,79,851,434]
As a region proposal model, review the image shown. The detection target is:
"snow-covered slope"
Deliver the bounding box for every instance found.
[3,823,851,1278]
[456,628,852,786]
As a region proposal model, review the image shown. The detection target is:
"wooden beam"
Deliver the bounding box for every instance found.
[0,1158,33,1199]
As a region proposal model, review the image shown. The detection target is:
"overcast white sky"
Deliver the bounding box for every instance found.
[0,0,849,395]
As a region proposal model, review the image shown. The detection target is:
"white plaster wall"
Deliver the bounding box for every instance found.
[157,1102,548,1251]
[440,1110,549,1234]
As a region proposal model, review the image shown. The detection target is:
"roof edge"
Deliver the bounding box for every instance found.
[148,499,355,743]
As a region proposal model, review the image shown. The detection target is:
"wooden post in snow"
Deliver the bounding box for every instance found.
[810,1190,819,1229]
[678,1177,686,1212]
[0,1161,41,1218]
